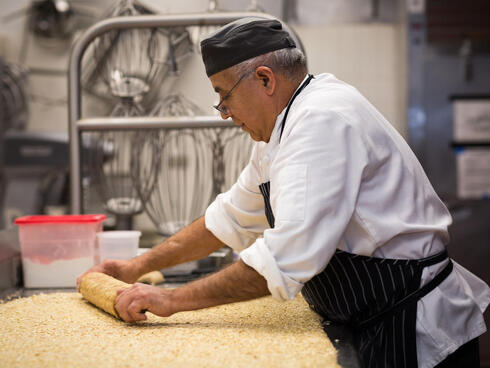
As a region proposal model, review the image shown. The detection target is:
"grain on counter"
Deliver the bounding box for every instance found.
[0,292,339,367]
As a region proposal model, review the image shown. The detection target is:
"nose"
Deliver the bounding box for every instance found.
[220,110,231,120]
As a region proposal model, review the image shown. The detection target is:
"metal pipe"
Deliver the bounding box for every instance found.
[77,116,236,131]
[68,12,276,214]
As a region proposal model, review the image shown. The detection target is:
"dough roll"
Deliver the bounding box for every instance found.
[79,272,131,319]
[136,271,164,285]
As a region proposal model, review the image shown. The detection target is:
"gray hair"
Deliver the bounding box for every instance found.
[230,47,307,83]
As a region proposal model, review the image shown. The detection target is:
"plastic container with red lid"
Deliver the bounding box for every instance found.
[14,214,107,288]
[15,214,107,224]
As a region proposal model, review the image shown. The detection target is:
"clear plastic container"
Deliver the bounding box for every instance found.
[96,231,141,263]
[14,214,106,288]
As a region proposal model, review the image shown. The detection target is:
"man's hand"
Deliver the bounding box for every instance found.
[77,217,225,291]
[76,259,140,291]
[115,283,174,323]
[114,260,270,324]
[113,260,269,323]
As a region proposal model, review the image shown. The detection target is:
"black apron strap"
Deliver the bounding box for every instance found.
[416,249,449,267]
[258,74,314,230]
[258,181,274,228]
[359,258,453,330]
[279,74,314,142]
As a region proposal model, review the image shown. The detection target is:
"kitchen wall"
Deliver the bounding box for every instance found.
[0,0,407,136]
[0,0,407,232]
[296,23,407,136]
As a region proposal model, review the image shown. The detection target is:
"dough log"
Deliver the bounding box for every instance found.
[79,272,131,319]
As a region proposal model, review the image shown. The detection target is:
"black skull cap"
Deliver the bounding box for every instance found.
[200,17,296,77]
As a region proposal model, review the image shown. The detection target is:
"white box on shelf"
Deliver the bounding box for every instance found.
[453,98,490,142]
[456,148,490,199]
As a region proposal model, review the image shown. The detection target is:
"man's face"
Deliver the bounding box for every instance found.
[210,69,274,143]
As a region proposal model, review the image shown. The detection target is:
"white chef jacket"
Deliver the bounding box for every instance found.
[205,73,490,367]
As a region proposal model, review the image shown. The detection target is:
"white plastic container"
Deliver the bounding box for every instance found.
[96,231,141,263]
[14,214,106,288]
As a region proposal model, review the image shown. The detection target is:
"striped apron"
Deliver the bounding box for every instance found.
[258,74,453,367]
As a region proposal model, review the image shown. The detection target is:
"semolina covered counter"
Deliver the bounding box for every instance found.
[0,290,339,367]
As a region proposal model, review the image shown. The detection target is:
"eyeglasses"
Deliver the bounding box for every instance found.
[213,70,253,115]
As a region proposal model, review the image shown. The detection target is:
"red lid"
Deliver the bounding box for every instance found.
[14,214,107,224]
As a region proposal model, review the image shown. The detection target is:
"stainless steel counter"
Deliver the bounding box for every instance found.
[0,229,21,293]
[322,321,361,368]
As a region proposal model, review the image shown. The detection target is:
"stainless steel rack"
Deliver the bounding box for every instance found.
[68,12,293,215]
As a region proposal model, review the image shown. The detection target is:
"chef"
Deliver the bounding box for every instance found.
[78,17,490,368]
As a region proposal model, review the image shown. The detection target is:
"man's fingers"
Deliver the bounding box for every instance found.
[115,287,134,322]
[115,284,148,323]
[114,283,170,323]
[115,298,132,322]
[127,300,148,322]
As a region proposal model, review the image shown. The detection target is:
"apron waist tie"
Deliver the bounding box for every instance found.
[358,257,453,329]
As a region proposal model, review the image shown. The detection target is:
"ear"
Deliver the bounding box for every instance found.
[255,66,275,96]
